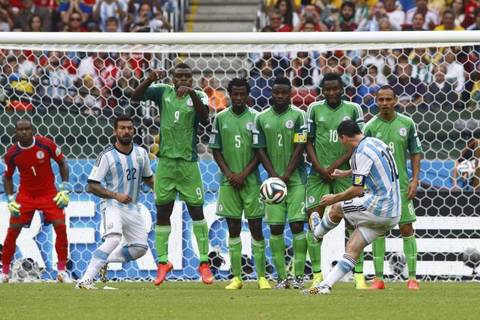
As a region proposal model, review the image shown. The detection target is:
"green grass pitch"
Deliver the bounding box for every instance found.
[0,282,479,320]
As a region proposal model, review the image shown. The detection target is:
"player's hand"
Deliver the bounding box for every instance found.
[317,167,333,182]
[230,173,246,190]
[114,192,132,204]
[176,85,193,98]
[148,70,166,83]
[7,194,21,217]
[53,182,71,209]
[331,169,350,178]
[407,179,418,200]
[319,194,336,207]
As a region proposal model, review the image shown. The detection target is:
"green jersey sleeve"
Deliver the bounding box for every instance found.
[209,114,222,150]
[408,119,423,155]
[352,102,365,129]
[144,83,167,102]
[252,113,266,148]
[306,103,316,138]
[363,120,373,137]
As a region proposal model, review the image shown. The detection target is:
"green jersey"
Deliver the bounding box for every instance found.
[253,105,307,186]
[209,107,260,186]
[142,83,209,162]
[307,100,364,172]
[364,113,422,190]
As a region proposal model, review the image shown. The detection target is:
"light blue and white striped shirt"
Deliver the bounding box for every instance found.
[88,144,153,210]
[350,137,401,218]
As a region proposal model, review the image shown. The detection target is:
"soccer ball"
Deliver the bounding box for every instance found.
[260,177,287,204]
[462,248,480,270]
[457,159,478,180]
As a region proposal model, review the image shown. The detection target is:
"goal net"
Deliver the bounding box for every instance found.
[0,32,479,282]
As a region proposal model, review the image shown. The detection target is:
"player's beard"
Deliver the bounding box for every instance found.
[117,135,133,146]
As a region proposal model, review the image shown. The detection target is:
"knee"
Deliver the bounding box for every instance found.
[290,222,305,234]
[129,245,148,260]
[399,224,414,237]
[188,206,205,221]
[105,234,122,248]
[270,225,284,236]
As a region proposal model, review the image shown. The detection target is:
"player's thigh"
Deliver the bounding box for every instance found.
[100,205,123,238]
[399,192,416,225]
[38,194,65,223]
[286,184,306,223]
[264,201,287,225]
[217,185,243,219]
[121,207,148,246]
[177,160,204,206]
[154,157,177,205]
[240,184,264,220]
[13,193,37,225]
[306,176,333,210]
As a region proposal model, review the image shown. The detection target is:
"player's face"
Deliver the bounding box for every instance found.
[376,89,397,115]
[15,121,34,145]
[272,84,291,108]
[229,85,248,109]
[115,121,134,146]
[323,80,343,106]
[173,68,193,89]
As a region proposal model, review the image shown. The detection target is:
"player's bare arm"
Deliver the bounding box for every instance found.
[319,185,364,207]
[177,86,209,123]
[212,149,239,189]
[57,157,70,183]
[131,70,166,102]
[408,153,422,200]
[306,138,333,182]
[87,181,132,204]
[256,148,279,178]
[331,169,352,178]
[236,155,259,188]
[4,175,14,197]
[281,143,304,184]
[328,149,353,174]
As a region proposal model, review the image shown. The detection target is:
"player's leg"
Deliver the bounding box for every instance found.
[371,235,386,289]
[153,158,178,285]
[305,177,331,288]
[399,196,419,290]
[50,219,70,283]
[225,218,243,289]
[269,224,288,288]
[187,204,213,284]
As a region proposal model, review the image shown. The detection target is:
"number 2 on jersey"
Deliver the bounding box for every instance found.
[126,168,137,181]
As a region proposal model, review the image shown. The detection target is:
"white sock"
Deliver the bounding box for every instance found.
[324,254,356,288]
[81,235,120,281]
[313,212,339,239]
[107,244,148,263]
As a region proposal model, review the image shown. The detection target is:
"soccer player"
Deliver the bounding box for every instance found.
[365,86,422,290]
[77,114,153,289]
[209,78,270,290]
[131,63,214,285]
[253,77,308,289]
[306,119,401,295]
[305,72,367,289]
[3,119,71,283]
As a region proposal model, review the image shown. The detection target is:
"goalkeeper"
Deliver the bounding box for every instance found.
[2,119,71,283]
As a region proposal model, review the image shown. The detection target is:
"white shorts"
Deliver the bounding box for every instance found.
[100,204,148,247]
[341,197,400,244]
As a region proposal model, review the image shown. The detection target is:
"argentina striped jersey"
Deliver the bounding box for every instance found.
[88,145,153,210]
[350,137,401,218]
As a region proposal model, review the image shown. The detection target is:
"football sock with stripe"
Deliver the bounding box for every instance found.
[307,230,321,273]
[192,220,209,263]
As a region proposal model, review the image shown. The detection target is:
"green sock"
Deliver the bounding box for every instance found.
[252,239,266,278]
[192,220,209,263]
[269,234,286,279]
[306,230,321,273]
[403,235,417,279]
[155,225,171,264]
[372,236,386,279]
[293,232,307,277]
[228,237,242,278]
[348,229,364,273]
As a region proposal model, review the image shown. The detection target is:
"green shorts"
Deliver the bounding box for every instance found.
[154,157,204,206]
[306,175,350,210]
[264,184,306,225]
[400,191,416,225]
[217,184,264,219]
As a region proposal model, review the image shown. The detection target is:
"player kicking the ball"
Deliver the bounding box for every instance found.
[3,119,71,283]
[305,119,400,295]
[209,78,270,290]
[77,114,153,289]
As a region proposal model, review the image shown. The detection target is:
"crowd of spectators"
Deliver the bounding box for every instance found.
[0,0,174,32]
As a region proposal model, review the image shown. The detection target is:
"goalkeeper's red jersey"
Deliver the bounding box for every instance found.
[4,136,64,196]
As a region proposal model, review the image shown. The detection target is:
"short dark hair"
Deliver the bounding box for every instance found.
[273,76,291,88]
[377,85,396,97]
[106,17,119,25]
[114,114,133,129]
[227,78,250,94]
[15,118,32,129]
[321,72,344,88]
[174,63,191,71]
[341,1,355,11]
[337,119,361,138]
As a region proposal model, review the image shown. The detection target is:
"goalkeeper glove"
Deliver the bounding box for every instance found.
[53,182,71,209]
[7,194,21,217]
